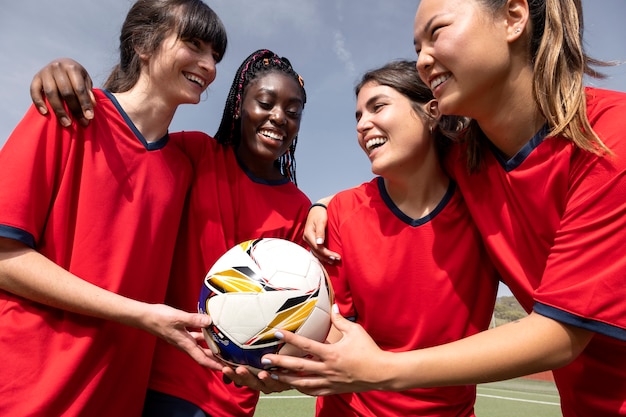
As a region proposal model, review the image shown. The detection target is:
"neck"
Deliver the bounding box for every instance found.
[235,146,284,181]
[383,154,449,220]
[474,67,546,157]
[112,85,177,144]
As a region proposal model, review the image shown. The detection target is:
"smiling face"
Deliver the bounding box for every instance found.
[236,71,304,179]
[355,81,435,178]
[147,32,218,106]
[413,0,512,119]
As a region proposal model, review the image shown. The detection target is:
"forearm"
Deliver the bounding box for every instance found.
[0,239,149,328]
[381,312,592,391]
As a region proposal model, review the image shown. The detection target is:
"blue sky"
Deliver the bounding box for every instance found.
[1,1,625,295]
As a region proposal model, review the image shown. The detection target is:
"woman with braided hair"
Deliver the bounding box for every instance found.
[29,48,311,416]
[145,48,310,417]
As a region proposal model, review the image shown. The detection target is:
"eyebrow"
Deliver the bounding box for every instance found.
[414,14,440,46]
[355,93,390,119]
[256,87,304,105]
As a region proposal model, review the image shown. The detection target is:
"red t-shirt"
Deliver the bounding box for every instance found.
[0,89,193,416]
[148,131,311,416]
[447,87,626,416]
[317,177,499,417]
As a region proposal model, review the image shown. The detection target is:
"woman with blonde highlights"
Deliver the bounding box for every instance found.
[260,1,626,416]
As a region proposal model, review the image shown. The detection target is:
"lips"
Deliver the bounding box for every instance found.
[183,72,206,88]
[259,129,285,141]
[365,136,388,152]
[430,73,451,90]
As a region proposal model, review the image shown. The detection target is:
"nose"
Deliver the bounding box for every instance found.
[270,108,286,125]
[416,50,433,82]
[199,53,217,86]
[356,112,373,134]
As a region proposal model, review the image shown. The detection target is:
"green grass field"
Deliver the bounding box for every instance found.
[253,378,561,416]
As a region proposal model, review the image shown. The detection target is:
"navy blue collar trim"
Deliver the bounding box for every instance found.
[235,154,290,185]
[490,124,549,172]
[102,89,169,151]
[377,176,456,227]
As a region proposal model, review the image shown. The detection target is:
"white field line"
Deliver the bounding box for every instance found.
[477,386,560,406]
[259,395,311,400]
[259,388,561,407]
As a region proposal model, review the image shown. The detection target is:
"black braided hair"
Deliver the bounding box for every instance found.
[214,49,306,185]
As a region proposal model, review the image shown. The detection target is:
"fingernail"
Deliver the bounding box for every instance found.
[60,117,71,127]
[261,358,272,365]
[316,238,324,245]
[329,256,336,261]
[270,374,279,380]
[38,106,48,115]
[85,110,94,119]
[332,304,339,314]
[275,331,284,340]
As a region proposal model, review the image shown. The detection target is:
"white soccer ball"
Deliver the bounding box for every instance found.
[198,238,333,373]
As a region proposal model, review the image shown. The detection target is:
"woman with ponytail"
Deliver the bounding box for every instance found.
[262,1,626,416]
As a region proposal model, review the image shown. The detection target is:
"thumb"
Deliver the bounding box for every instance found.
[329,304,351,332]
[188,312,212,328]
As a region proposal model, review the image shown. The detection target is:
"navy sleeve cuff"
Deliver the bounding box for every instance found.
[534,302,626,342]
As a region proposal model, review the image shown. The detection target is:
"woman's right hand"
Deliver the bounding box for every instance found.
[303,196,340,264]
[137,303,225,372]
[30,58,95,127]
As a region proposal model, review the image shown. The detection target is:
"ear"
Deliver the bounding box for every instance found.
[505,0,530,41]
[425,99,440,119]
[135,45,151,63]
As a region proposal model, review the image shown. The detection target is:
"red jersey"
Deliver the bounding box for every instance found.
[0,89,193,416]
[447,87,626,416]
[316,177,499,417]
[148,131,311,417]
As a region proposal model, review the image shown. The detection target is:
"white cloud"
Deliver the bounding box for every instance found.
[333,31,356,78]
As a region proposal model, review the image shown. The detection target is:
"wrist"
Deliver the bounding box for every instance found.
[308,202,327,212]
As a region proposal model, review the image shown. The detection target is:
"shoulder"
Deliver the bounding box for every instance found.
[329,178,379,217]
[585,87,626,125]
[168,130,219,158]
[585,87,626,153]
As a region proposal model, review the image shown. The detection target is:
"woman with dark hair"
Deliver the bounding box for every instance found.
[0,0,227,415]
[146,49,311,417]
[27,48,311,417]
[268,60,497,417]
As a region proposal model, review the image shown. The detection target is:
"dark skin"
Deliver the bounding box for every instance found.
[31,58,96,127]
[235,72,304,180]
[29,58,303,395]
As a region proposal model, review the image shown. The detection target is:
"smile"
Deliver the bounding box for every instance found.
[184,72,206,88]
[430,74,451,90]
[365,137,388,152]
[259,129,284,141]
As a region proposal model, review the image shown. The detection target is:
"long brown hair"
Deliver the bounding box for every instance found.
[104,0,227,93]
[355,60,467,162]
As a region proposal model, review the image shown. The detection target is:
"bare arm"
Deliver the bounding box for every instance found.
[0,237,223,371]
[30,58,96,127]
[261,307,592,396]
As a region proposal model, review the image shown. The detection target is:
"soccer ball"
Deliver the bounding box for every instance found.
[198,238,333,373]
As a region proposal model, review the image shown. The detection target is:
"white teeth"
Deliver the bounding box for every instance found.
[365,137,387,151]
[184,73,205,87]
[430,74,450,90]
[260,130,283,141]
